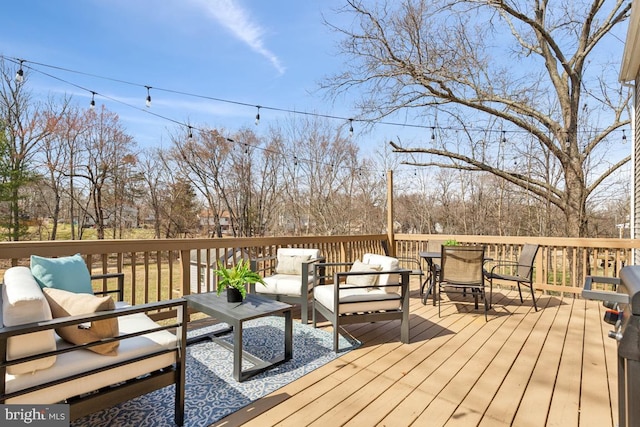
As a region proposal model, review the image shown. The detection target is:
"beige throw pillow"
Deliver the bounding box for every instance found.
[276,254,311,275]
[346,260,382,288]
[43,288,119,356]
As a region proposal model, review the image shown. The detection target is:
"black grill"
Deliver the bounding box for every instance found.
[584,266,640,427]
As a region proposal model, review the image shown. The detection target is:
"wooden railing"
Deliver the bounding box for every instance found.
[0,235,387,308]
[394,234,636,296]
[0,234,636,308]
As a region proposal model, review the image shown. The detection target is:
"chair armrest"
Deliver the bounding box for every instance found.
[250,255,277,277]
[313,262,354,286]
[487,260,527,276]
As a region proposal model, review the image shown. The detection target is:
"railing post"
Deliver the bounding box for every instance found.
[180,249,191,297]
[386,169,396,257]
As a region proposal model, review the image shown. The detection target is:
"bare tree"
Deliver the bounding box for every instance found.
[72,105,136,239]
[0,60,68,240]
[324,0,632,237]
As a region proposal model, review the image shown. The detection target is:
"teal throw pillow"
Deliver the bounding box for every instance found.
[30,254,94,294]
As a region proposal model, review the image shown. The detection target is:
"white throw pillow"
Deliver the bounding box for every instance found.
[276,254,311,275]
[345,260,382,288]
[2,266,57,374]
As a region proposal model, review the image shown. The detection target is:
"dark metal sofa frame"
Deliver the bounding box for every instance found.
[0,272,187,425]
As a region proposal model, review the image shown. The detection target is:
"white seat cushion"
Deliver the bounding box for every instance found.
[314,285,402,314]
[362,253,400,293]
[257,274,313,296]
[6,310,178,404]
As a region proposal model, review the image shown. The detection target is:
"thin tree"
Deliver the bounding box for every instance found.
[0,60,65,240]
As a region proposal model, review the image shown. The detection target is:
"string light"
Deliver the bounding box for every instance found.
[15,60,24,83]
[90,91,96,109]
[6,56,631,178]
[145,86,152,107]
[622,129,627,142]
[349,118,354,137]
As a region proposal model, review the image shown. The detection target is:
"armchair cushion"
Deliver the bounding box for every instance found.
[2,266,57,374]
[30,254,93,294]
[260,274,314,296]
[276,254,311,275]
[43,288,119,356]
[314,285,402,314]
[346,260,381,287]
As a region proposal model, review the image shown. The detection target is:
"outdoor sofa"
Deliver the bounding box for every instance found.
[0,258,187,425]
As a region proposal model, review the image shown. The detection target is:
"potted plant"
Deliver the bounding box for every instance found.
[214,259,266,303]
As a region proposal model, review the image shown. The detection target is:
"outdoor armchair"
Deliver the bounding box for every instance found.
[312,253,410,352]
[484,243,540,311]
[250,248,325,324]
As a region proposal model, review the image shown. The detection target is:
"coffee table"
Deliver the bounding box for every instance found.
[184,291,293,382]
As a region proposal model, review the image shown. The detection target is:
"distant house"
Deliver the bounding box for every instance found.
[620,0,640,262]
[199,210,232,236]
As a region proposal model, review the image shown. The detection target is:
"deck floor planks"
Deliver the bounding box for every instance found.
[293,299,469,426]
[339,300,482,426]
[410,312,517,423]
[579,299,615,426]
[477,294,561,426]
[333,296,490,426]
[545,298,585,427]
[213,286,618,427]
[511,296,575,426]
[373,295,514,426]
[438,295,545,426]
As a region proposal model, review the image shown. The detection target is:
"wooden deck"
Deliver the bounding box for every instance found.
[212,282,619,427]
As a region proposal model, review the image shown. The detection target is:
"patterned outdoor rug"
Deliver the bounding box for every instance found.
[72,316,359,427]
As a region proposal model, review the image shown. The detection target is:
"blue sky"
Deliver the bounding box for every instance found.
[0,0,393,150]
[0,0,633,174]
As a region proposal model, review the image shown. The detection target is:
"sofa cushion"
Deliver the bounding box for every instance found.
[2,266,57,374]
[276,254,311,275]
[346,260,382,288]
[362,253,400,293]
[314,285,402,314]
[43,288,119,356]
[5,310,178,404]
[31,254,93,294]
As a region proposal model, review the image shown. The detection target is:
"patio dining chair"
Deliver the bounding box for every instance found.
[438,245,489,321]
[484,243,540,311]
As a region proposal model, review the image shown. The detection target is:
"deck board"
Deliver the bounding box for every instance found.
[213,283,619,427]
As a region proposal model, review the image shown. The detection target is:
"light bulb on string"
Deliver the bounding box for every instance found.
[622,129,627,143]
[15,60,24,83]
[187,126,193,140]
[349,119,354,137]
[502,130,506,143]
[431,127,435,140]
[90,91,96,109]
[145,86,152,107]
[255,106,261,126]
